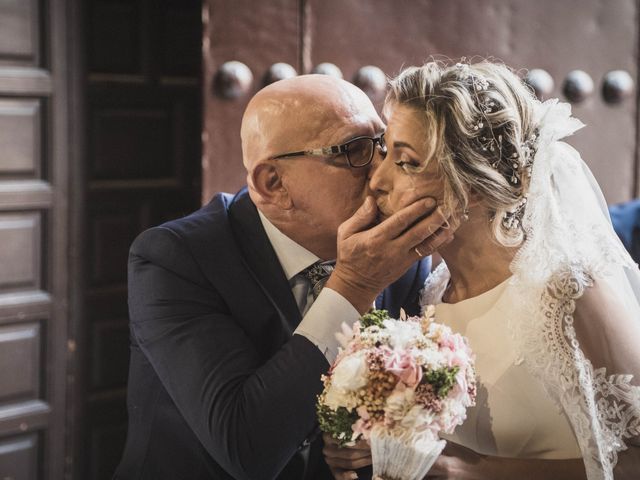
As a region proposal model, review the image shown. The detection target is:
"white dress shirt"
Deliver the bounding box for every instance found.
[258,212,360,363]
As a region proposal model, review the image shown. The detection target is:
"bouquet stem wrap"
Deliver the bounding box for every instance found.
[371,428,446,480]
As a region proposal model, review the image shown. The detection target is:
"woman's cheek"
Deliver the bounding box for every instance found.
[393,179,436,210]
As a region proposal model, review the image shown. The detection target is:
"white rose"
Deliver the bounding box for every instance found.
[324,386,347,410]
[331,351,368,391]
[383,319,423,349]
[417,348,446,371]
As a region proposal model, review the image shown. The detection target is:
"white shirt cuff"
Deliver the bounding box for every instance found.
[293,287,360,364]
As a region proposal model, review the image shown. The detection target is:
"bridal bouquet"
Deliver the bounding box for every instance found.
[317,308,476,480]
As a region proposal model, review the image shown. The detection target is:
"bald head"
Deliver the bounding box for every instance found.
[240,75,385,259]
[240,74,380,173]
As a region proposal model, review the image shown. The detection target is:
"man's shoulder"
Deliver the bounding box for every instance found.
[159,191,236,236]
[609,199,640,242]
[130,189,251,261]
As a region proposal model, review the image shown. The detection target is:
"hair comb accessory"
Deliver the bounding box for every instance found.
[501,196,528,231]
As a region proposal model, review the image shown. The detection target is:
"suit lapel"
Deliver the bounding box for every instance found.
[374,291,385,310]
[378,258,431,317]
[227,189,302,333]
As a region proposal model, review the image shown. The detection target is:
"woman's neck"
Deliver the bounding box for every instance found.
[438,208,516,303]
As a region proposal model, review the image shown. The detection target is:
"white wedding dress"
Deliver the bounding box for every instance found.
[423,263,582,459]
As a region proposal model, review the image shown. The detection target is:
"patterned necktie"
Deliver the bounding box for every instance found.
[300,261,335,299]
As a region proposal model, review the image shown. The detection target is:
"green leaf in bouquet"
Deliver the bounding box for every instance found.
[316,402,359,447]
[423,366,460,398]
[360,309,391,329]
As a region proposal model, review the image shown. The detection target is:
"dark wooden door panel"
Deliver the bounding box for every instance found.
[0,0,40,67]
[0,0,69,478]
[0,433,40,480]
[88,0,145,77]
[0,323,41,403]
[0,212,42,292]
[77,1,202,478]
[0,99,43,177]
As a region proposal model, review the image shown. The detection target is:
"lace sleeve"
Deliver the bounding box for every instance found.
[570,273,640,478]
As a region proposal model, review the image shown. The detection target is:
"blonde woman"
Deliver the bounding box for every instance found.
[327,61,640,479]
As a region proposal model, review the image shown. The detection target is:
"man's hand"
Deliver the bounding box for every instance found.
[323,433,372,480]
[326,195,456,314]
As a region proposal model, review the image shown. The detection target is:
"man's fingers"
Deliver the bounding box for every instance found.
[324,455,373,470]
[413,223,455,258]
[338,196,378,239]
[351,438,370,450]
[323,433,338,446]
[323,449,371,462]
[323,445,371,461]
[323,434,370,450]
[323,434,372,473]
[328,466,359,480]
[374,197,438,240]
[400,206,450,247]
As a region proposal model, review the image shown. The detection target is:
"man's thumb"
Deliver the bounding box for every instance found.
[339,196,377,237]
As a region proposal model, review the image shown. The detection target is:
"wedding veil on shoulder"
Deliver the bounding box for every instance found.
[509,99,640,479]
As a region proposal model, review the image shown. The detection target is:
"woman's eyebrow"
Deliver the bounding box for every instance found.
[393,140,418,153]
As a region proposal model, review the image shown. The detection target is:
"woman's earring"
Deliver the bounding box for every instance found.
[461,208,470,222]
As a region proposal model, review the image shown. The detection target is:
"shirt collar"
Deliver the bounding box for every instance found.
[258,211,320,281]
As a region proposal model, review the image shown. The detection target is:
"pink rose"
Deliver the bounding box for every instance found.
[384,349,423,387]
[439,333,473,368]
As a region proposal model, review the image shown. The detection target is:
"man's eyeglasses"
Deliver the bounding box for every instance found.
[270,134,387,168]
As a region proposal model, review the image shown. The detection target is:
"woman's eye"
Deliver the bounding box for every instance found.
[394,153,420,171]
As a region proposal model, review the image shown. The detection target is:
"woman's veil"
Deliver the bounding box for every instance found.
[509,99,640,479]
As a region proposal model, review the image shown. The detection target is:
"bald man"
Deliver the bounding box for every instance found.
[114,75,450,480]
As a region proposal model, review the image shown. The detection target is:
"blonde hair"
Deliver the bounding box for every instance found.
[386,60,539,247]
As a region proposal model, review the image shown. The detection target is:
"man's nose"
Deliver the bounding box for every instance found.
[368,156,387,194]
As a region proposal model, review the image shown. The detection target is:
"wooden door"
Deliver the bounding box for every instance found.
[0,0,70,478]
[71,0,203,479]
[203,0,638,205]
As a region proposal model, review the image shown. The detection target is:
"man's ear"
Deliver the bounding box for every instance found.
[250,162,293,209]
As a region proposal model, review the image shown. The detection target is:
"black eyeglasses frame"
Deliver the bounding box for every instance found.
[269,134,387,168]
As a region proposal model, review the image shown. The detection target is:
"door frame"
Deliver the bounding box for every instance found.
[55,0,86,477]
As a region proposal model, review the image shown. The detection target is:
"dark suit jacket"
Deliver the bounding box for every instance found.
[113,189,431,480]
[610,199,640,264]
